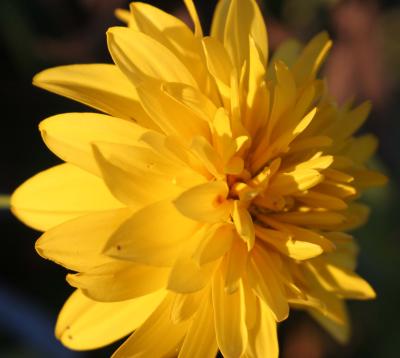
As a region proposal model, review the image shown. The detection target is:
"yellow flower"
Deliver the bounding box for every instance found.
[12,0,387,357]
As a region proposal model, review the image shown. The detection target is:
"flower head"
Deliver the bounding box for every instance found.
[12,0,387,357]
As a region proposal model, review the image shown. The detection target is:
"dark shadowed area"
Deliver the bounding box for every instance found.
[1,0,399,357]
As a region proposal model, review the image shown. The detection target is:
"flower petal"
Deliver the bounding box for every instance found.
[33,64,156,129]
[232,201,255,250]
[223,0,268,68]
[173,181,231,223]
[167,257,216,294]
[112,294,189,358]
[56,289,165,350]
[92,142,191,208]
[247,246,289,321]
[36,208,131,272]
[104,201,199,266]
[107,27,197,88]
[11,163,123,231]
[39,112,146,175]
[170,291,203,323]
[245,300,279,358]
[179,293,218,358]
[255,226,324,261]
[309,300,350,344]
[212,270,248,358]
[192,224,234,265]
[292,32,332,85]
[67,261,170,302]
[136,81,210,141]
[183,0,203,37]
[307,261,376,300]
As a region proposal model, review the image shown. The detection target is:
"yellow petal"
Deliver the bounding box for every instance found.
[292,32,332,85]
[114,8,130,24]
[212,107,237,164]
[190,135,223,178]
[351,169,388,188]
[107,27,197,88]
[268,168,324,196]
[179,292,218,358]
[183,0,203,37]
[268,39,301,73]
[168,257,216,294]
[67,261,170,302]
[258,216,336,253]
[245,300,279,358]
[210,0,231,41]
[192,224,234,265]
[337,203,370,231]
[202,37,233,105]
[294,190,347,210]
[232,201,255,250]
[92,142,188,208]
[33,64,156,129]
[223,0,268,68]
[162,82,217,123]
[56,289,165,350]
[307,261,376,300]
[104,200,199,266]
[327,101,371,141]
[224,238,248,293]
[245,37,268,136]
[39,112,146,175]
[309,301,350,344]
[255,226,324,261]
[174,181,231,223]
[271,211,346,229]
[35,208,131,272]
[11,163,123,231]
[212,270,248,358]
[112,294,189,358]
[248,246,289,321]
[170,291,203,323]
[136,81,210,141]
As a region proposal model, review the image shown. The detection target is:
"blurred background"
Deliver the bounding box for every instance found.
[0,0,399,357]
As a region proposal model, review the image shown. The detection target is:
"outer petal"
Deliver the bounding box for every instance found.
[292,32,332,85]
[107,27,197,88]
[307,261,376,300]
[56,289,166,350]
[167,257,216,294]
[309,299,350,344]
[39,113,147,175]
[11,163,123,231]
[255,226,324,261]
[228,0,268,67]
[36,208,131,272]
[112,294,189,358]
[67,261,170,302]
[210,0,231,41]
[247,246,289,321]
[104,200,199,266]
[212,270,248,358]
[92,142,191,209]
[129,2,207,88]
[33,64,156,129]
[245,300,279,358]
[136,81,210,141]
[183,0,203,37]
[179,292,218,358]
[215,0,268,67]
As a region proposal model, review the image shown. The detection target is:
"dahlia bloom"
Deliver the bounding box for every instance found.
[12,0,386,357]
